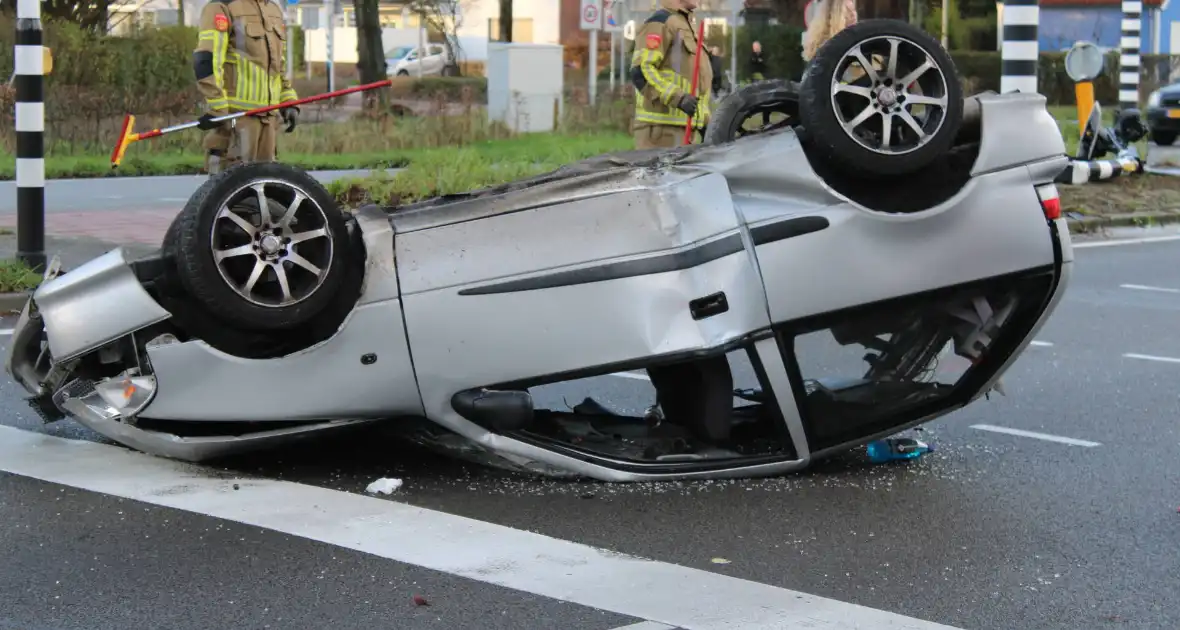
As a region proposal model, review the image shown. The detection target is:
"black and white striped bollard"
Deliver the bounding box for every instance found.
[1119,0,1142,110]
[1000,0,1039,95]
[14,0,46,271]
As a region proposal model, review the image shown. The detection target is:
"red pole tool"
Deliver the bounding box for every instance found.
[683,19,707,145]
[111,79,394,168]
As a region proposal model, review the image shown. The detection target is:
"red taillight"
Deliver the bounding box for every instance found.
[1035,184,1062,220]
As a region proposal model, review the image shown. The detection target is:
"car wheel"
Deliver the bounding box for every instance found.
[798,19,963,177]
[703,79,800,145]
[1152,130,1177,146]
[173,162,350,331]
[162,212,182,255]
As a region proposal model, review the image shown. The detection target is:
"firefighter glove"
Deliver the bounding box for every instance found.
[678,94,698,118]
[282,107,299,133]
[197,113,225,131]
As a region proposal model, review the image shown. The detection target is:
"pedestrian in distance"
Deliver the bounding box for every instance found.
[709,45,727,98]
[749,41,766,82]
[193,0,301,174]
[629,0,714,150]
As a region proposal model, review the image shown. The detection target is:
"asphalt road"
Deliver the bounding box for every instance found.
[1,236,1178,630]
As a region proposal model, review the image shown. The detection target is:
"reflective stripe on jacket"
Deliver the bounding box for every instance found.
[629,2,713,129]
[194,0,297,112]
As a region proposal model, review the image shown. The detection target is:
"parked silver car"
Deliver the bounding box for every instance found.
[6,21,1072,481]
[386,43,457,77]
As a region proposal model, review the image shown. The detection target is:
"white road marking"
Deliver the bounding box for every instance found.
[970,424,1101,448]
[1029,340,1053,347]
[612,371,651,381]
[1120,283,1180,294]
[1073,235,1180,248]
[0,425,963,630]
[609,623,676,630]
[1123,352,1180,364]
[0,328,12,336]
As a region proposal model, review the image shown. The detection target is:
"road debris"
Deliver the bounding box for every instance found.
[365,478,404,495]
[412,594,430,606]
[711,557,732,565]
[865,437,933,464]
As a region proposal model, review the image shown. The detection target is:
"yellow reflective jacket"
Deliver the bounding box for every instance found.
[194,0,297,113]
[629,0,713,129]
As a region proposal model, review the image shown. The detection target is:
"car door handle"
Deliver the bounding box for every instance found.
[689,292,729,320]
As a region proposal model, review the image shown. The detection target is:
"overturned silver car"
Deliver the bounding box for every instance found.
[6,21,1073,481]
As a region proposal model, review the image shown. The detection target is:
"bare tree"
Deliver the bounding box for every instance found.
[498,0,511,42]
[353,0,386,107]
[408,0,469,74]
[28,0,114,31]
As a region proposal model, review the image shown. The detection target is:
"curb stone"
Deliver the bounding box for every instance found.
[0,291,29,315]
[1066,211,1180,234]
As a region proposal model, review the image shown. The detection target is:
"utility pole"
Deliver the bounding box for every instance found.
[327,0,336,92]
[286,0,295,81]
[941,0,948,48]
[730,0,738,92]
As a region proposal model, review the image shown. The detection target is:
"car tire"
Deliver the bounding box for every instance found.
[798,19,963,177]
[173,162,350,331]
[1152,130,1177,146]
[703,79,801,145]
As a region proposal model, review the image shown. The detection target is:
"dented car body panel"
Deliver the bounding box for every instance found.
[5,92,1073,482]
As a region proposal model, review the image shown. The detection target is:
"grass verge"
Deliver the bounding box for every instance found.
[0,130,633,180]
[0,259,42,294]
[1059,172,1180,218]
[326,134,632,207]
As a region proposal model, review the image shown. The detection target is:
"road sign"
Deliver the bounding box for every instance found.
[603,0,623,32]
[580,0,602,30]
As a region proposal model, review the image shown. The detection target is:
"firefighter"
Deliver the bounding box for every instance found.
[193,0,300,174]
[629,0,714,150]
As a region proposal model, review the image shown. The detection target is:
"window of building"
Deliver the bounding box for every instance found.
[487,17,535,43]
[300,6,320,29]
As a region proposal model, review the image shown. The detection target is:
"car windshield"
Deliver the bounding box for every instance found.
[386,46,415,59]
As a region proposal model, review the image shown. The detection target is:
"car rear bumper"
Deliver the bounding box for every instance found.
[1147,107,1180,131]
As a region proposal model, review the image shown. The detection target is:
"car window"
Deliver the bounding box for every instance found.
[385,46,414,59]
[429,45,443,56]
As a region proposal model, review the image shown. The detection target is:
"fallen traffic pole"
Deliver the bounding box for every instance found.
[110,79,394,169]
[1055,149,1143,185]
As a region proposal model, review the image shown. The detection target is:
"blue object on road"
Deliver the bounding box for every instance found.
[865,437,933,464]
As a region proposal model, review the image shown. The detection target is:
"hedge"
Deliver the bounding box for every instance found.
[1,14,1171,117]
[731,23,1170,106]
[0,15,194,101]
